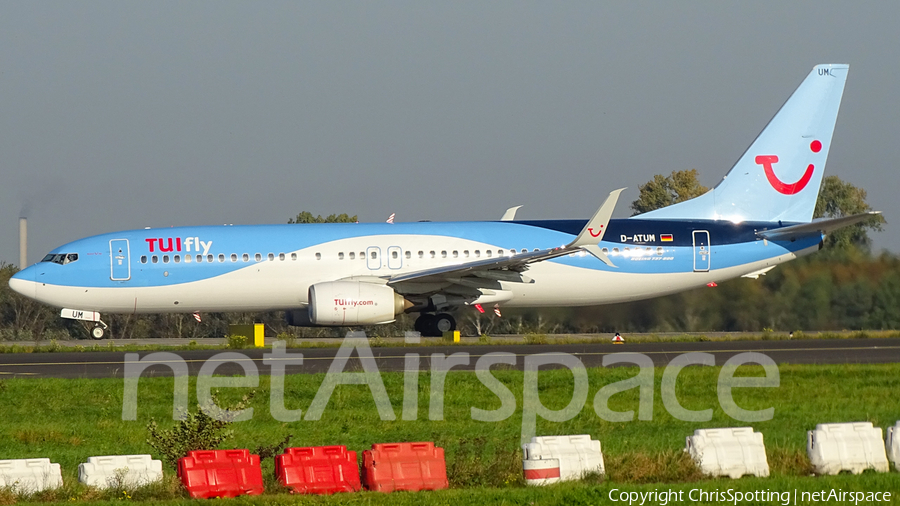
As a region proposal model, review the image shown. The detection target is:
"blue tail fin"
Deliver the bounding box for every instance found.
[637,64,849,223]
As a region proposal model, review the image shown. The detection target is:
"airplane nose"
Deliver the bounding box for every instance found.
[9,268,36,300]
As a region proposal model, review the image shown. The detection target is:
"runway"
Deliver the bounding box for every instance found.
[0,338,898,379]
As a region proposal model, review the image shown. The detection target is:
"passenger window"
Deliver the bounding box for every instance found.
[339,252,345,260]
[218,254,225,262]
[474,250,480,257]
[370,251,377,259]
[657,247,664,256]
[498,249,505,256]
[207,254,214,262]
[486,250,492,258]
[255,253,262,261]
[405,251,411,259]
[612,248,619,255]
[601,247,609,254]
[242,253,249,262]
[140,255,148,264]
[349,252,355,260]
[268,253,275,261]
[441,251,447,258]
[279,253,285,261]
[392,251,398,259]
[163,255,170,263]
[291,253,297,260]
[185,254,192,263]
[464,250,469,257]
[196,255,203,263]
[418,251,424,258]
[315,253,321,260]
[152,255,159,263]
[359,252,364,259]
[174,255,181,263]
[230,254,237,262]
[430,251,436,258]
[452,250,458,258]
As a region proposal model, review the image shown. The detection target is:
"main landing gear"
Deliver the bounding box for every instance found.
[414,313,456,337]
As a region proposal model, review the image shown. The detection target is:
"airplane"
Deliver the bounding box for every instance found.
[9,64,880,339]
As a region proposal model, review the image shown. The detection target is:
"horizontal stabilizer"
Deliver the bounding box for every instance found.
[757,212,881,241]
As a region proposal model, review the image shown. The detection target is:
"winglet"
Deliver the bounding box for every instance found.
[568,188,625,267]
[500,205,523,221]
[570,188,625,248]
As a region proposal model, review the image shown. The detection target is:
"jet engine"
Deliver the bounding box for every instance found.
[307,281,412,326]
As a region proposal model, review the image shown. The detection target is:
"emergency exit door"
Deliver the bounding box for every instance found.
[109,239,131,280]
[366,246,381,270]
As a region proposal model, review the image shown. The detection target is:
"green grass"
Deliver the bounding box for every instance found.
[0,363,898,504]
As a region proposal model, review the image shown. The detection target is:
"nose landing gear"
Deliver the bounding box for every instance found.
[59,308,108,340]
[414,313,456,337]
[91,324,107,340]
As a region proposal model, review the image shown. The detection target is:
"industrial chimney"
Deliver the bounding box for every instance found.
[19,217,27,269]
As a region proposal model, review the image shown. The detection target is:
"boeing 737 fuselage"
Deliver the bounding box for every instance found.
[10,64,877,338]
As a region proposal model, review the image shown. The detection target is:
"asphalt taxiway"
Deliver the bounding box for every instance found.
[0,338,897,379]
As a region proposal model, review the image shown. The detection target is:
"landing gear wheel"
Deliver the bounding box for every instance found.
[91,325,105,340]
[414,314,435,334]
[433,313,456,335]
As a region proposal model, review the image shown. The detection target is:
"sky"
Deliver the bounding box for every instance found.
[2,2,898,267]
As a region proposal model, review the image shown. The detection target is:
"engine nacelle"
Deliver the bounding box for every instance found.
[308,281,411,326]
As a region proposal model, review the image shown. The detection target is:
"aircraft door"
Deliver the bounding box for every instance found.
[109,239,131,281]
[692,230,710,272]
[366,246,381,270]
[387,246,402,269]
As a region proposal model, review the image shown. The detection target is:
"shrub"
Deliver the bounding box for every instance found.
[146,392,255,469]
[225,334,249,349]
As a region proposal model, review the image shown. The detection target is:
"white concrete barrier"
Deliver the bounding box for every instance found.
[0,458,63,492]
[78,455,163,489]
[522,434,604,485]
[885,421,900,472]
[807,422,889,475]
[685,427,769,478]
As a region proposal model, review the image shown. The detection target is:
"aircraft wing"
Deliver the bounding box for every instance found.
[387,189,624,288]
[757,212,881,241]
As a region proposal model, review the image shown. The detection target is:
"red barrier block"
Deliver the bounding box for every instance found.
[177,449,264,498]
[276,446,361,495]
[362,442,448,492]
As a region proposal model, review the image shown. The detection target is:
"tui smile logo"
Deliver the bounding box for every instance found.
[755,140,822,195]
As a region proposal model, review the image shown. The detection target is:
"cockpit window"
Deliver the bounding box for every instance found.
[41,253,78,265]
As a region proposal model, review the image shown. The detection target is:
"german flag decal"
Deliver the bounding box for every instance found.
[660,234,674,242]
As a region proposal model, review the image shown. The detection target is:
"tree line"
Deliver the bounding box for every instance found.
[0,176,894,340]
